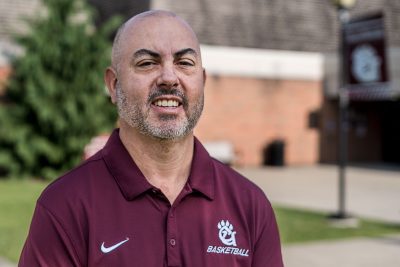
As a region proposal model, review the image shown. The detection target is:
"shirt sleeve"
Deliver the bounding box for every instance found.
[19,202,83,267]
[252,202,284,267]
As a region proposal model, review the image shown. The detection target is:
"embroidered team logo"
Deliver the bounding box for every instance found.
[218,220,237,246]
[206,219,249,257]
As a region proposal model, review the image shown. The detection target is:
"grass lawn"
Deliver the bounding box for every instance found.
[1,179,400,263]
[0,179,48,263]
[274,206,400,244]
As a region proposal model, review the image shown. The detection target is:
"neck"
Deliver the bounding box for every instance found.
[119,122,194,204]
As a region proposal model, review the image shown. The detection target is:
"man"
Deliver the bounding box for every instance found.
[19,10,284,267]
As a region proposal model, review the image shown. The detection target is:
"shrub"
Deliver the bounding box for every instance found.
[0,0,120,179]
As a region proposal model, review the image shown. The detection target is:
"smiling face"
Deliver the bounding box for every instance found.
[106,11,206,140]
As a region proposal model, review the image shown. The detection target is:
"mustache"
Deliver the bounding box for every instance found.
[148,88,188,107]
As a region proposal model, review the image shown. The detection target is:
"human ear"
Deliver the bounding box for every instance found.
[202,68,207,85]
[104,67,118,104]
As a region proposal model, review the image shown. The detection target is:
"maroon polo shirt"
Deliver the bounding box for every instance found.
[19,129,283,267]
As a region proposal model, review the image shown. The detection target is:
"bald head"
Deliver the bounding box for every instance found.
[104,9,206,140]
[111,10,200,72]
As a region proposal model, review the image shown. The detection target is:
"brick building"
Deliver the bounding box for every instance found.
[1,0,399,166]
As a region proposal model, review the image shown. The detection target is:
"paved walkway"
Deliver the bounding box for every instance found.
[2,164,399,266]
[238,164,400,267]
[283,235,400,267]
[239,164,400,223]
[0,258,13,267]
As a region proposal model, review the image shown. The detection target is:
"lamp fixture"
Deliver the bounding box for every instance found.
[331,0,357,9]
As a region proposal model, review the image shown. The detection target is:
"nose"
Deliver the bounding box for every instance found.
[157,63,179,88]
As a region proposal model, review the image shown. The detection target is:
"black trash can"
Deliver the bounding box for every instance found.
[263,140,285,166]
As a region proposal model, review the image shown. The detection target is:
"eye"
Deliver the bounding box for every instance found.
[137,60,157,68]
[177,59,195,67]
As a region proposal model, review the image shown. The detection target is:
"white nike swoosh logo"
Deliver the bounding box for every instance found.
[101,237,129,253]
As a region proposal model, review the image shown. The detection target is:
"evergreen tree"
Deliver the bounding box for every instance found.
[0,0,120,179]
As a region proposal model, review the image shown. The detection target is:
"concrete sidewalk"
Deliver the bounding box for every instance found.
[0,258,13,267]
[283,234,400,267]
[239,164,400,223]
[239,164,400,267]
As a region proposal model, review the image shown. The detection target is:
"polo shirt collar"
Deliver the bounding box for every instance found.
[102,129,215,201]
[189,136,215,200]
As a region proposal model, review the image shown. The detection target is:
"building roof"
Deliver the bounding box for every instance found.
[0,0,399,55]
[152,0,400,52]
[0,0,41,39]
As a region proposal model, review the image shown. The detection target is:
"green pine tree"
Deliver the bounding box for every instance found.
[0,0,121,179]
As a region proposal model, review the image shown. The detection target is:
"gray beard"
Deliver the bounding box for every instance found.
[116,82,204,140]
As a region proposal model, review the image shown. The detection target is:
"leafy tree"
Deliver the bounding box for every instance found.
[0,0,120,179]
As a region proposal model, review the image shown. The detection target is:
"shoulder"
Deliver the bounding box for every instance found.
[37,151,107,211]
[211,159,271,210]
[212,160,266,196]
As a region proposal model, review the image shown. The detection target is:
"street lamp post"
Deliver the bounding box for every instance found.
[330,0,357,220]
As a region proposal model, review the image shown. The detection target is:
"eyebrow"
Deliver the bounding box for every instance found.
[132,48,198,60]
[174,48,197,58]
[133,49,160,59]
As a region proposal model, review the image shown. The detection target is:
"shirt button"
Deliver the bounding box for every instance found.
[170,239,176,246]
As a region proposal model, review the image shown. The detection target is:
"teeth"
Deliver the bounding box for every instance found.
[155,100,179,107]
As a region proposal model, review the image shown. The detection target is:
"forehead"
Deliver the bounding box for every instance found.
[120,15,200,57]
